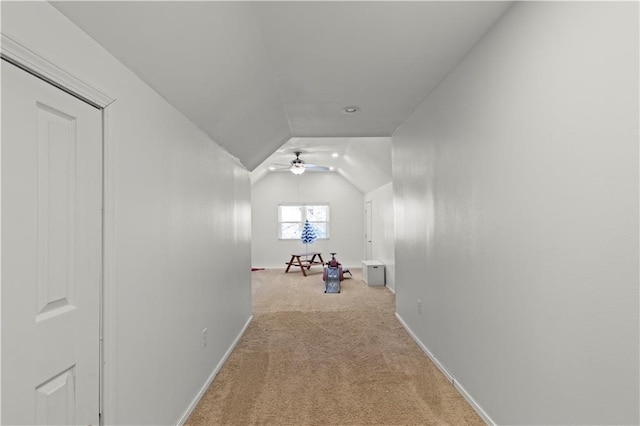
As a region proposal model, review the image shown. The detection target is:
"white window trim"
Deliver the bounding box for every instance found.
[278,203,330,240]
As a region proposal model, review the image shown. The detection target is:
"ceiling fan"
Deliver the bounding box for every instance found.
[272,151,330,175]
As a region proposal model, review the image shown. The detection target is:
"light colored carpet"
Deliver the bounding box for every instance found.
[186,268,483,425]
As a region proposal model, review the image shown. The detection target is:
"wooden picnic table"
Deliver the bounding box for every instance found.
[285,252,325,276]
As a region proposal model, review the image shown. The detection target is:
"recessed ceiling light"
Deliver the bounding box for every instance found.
[329,166,335,171]
[268,166,275,171]
[342,106,360,114]
[332,153,339,158]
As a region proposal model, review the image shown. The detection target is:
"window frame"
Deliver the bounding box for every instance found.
[278,203,330,240]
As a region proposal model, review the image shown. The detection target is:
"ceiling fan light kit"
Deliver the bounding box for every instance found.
[270,151,331,175]
[290,164,305,175]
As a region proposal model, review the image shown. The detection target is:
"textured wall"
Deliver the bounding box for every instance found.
[393,2,639,424]
[2,3,252,424]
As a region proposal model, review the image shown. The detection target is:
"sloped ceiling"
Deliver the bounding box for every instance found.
[52,1,511,179]
[252,137,392,194]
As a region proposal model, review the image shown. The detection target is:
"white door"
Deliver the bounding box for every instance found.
[1,60,102,425]
[365,201,372,260]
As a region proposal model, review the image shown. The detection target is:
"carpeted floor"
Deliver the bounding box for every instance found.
[186,268,483,425]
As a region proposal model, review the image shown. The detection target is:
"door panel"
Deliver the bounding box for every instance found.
[35,367,76,425]
[35,102,78,321]
[365,201,372,259]
[1,60,102,425]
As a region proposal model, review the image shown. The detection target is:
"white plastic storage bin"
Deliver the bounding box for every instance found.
[362,260,385,286]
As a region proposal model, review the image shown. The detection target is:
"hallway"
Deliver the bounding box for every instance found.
[1,2,638,424]
[186,269,482,425]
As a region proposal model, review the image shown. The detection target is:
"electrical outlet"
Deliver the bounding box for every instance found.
[417,299,422,315]
[202,328,208,348]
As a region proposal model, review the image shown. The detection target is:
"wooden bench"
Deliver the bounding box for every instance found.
[285,252,325,276]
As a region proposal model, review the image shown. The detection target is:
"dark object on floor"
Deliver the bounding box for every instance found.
[285,252,324,276]
[323,253,344,293]
[252,267,265,271]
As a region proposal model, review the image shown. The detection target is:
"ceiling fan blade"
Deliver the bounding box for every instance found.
[304,164,330,171]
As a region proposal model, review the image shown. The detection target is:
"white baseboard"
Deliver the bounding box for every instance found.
[176,315,253,426]
[394,313,495,426]
[453,378,495,426]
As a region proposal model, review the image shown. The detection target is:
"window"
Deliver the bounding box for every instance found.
[278,204,330,239]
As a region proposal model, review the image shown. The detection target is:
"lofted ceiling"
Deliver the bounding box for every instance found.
[51,1,511,187]
[252,137,392,194]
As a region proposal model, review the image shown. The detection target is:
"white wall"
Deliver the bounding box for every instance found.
[393,2,639,425]
[1,3,252,425]
[364,183,395,291]
[252,172,364,268]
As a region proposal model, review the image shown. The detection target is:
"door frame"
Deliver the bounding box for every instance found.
[365,200,373,260]
[1,32,117,426]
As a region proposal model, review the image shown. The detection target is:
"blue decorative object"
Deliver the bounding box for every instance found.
[301,219,317,252]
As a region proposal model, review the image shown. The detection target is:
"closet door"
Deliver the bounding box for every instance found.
[2,60,102,425]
